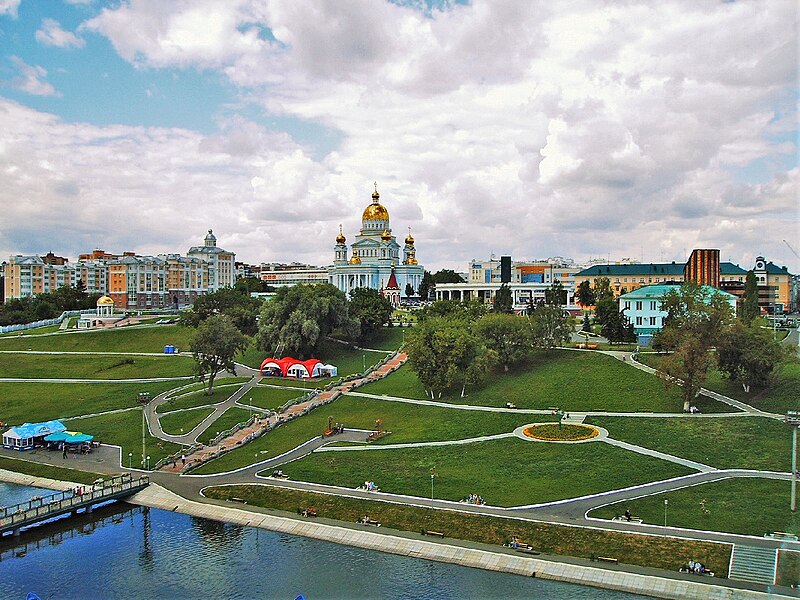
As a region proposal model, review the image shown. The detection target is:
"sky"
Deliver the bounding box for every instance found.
[0,0,797,273]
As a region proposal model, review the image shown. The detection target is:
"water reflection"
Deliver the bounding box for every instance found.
[0,484,646,600]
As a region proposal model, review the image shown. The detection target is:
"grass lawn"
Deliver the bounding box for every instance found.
[0,456,105,484]
[190,395,543,475]
[0,380,182,424]
[361,350,725,413]
[587,416,792,472]
[246,385,306,411]
[359,327,406,351]
[588,478,800,537]
[0,353,194,379]
[67,409,182,465]
[236,338,387,381]
[202,485,731,576]
[0,324,194,353]
[196,407,253,445]
[0,324,64,337]
[155,383,245,413]
[159,407,216,435]
[778,551,800,587]
[275,437,693,507]
[637,354,799,414]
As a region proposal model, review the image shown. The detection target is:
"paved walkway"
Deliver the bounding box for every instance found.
[155,352,407,473]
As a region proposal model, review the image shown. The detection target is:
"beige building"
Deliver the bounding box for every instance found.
[3,255,76,301]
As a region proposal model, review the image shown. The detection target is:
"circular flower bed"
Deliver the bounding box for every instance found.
[522,423,599,441]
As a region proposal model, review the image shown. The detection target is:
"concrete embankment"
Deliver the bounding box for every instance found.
[123,483,774,600]
[0,470,782,599]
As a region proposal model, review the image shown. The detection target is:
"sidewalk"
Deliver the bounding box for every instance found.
[161,352,407,473]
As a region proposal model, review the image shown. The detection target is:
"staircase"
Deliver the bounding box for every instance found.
[728,545,777,585]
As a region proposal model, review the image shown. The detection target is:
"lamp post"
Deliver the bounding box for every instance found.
[787,412,800,511]
[128,452,132,469]
[664,498,668,527]
[430,467,436,507]
[362,354,366,374]
[146,455,150,471]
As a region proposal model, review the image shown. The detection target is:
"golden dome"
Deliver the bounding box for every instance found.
[405,250,418,265]
[405,227,415,245]
[381,229,392,242]
[336,224,346,244]
[349,249,362,265]
[97,295,114,306]
[362,184,389,222]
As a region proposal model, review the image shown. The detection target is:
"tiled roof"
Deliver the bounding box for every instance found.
[619,284,736,300]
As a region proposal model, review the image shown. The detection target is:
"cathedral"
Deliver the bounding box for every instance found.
[329,185,424,305]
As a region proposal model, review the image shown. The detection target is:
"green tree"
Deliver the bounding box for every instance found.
[602,309,636,345]
[529,303,571,349]
[257,284,357,358]
[592,277,617,329]
[404,317,487,398]
[190,314,248,396]
[234,276,272,295]
[740,270,760,323]
[349,287,393,343]
[717,321,787,391]
[545,281,567,306]
[493,283,513,313]
[433,269,465,284]
[418,271,434,301]
[576,280,595,307]
[404,283,414,298]
[180,287,262,336]
[419,299,486,323]
[654,283,734,411]
[474,313,532,372]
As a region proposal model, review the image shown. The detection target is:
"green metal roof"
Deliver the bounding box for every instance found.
[576,263,684,277]
[619,284,736,300]
[720,262,747,275]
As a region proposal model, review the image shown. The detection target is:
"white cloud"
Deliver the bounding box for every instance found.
[8,57,60,97]
[0,0,20,18]
[3,0,795,271]
[35,18,86,48]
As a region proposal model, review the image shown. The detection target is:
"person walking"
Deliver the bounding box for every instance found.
[181,454,186,466]
[62,445,67,459]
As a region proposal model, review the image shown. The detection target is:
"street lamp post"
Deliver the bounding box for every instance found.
[664,498,668,527]
[362,354,366,374]
[787,412,800,511]
[146,455,150,471]
[128,452,132,469]
[430,467,436,507]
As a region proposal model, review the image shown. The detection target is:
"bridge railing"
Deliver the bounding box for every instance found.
[0,474,148,531]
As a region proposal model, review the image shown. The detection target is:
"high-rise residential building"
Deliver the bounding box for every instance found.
[3,255,76,301]
[187,230,235,291]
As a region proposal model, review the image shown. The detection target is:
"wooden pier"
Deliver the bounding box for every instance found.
[0,474,149,537]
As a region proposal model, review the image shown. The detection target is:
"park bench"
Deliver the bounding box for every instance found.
[228,497,247,504]
[422,529,445,538]
[612,515,643,524]
[594,556,619,564]
[357,516,381,527]
[765,531,798,541]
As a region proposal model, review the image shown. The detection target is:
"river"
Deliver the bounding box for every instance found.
[0,483,646,600]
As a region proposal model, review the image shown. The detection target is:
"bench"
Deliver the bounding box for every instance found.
[422,529,445,538]
[228,497,247,504]
[595,556,619,564]
[765,531,798,541]
[612,515,643,524]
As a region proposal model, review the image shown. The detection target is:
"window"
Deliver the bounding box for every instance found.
[635,301,642,310]
[636,316,643,325]
[624,301,630,310]
[650,316,657,326]
[650,301,657,310]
